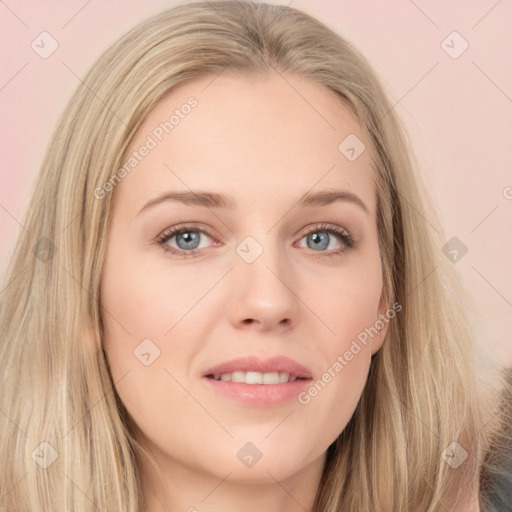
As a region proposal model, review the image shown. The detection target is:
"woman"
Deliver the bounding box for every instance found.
[0,1,504,510]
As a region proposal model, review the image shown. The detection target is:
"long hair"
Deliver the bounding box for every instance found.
[0,1,501,510]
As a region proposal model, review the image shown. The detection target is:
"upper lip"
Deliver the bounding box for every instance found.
[203,356,313,379]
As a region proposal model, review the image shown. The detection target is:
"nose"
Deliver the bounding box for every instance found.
[228,237,301,332]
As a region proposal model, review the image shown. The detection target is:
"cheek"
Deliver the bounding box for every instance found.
[101,254,206,336]
[295,306,376,456]
[311,250,384,347]
[99,253,204,456]
[99,243,217,420]
[297,254,382,440]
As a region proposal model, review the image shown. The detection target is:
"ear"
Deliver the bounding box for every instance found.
[370,290,391,355]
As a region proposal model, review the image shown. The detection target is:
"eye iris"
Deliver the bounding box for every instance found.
[308,232,329,251]
[169,229,340,252]
[176,231,200,250]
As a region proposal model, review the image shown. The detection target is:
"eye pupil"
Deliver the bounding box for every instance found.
[176,231,200,250]
[308,232,329,251]
[163,227,347,256]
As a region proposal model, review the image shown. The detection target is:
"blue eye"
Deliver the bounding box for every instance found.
[305,232,334,251]
[156,222,355,259]
[157,225,213,258]
[173,231,202,250]
[297,224,354,256]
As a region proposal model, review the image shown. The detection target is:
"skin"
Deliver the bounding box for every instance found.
[100,70,389,512]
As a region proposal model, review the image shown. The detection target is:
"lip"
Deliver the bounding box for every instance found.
[202,356,313,406]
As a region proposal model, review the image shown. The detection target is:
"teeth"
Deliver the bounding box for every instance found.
[279,372,289,383]
[262,372,279,385]
[231,371,245,383]
[212,371,298,384]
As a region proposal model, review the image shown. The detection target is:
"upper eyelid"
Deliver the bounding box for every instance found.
[157,222,352,245]
[157,223,216,241]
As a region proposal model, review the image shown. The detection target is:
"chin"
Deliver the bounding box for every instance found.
[199,438,324,485]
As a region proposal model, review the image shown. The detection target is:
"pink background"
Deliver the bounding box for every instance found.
[1,0,511,363]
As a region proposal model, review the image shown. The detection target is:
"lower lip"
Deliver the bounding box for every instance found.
[203,377,311,406]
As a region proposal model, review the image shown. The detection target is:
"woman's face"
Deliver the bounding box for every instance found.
[100,70,388,488]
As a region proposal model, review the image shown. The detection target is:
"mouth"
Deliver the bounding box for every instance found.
[205,371,306,384]
[202,356,312,406]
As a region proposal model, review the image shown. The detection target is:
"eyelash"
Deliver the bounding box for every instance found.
[155,222,356,259]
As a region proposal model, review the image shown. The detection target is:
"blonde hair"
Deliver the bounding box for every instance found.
[0,1,502,510]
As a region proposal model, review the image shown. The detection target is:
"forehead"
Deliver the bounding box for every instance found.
[115,70,376,215]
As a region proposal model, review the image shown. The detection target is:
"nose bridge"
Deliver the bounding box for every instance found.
[229,230,300,329]
[235,231,288,293]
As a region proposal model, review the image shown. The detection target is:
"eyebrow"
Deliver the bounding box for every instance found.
[137,189,369,215]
